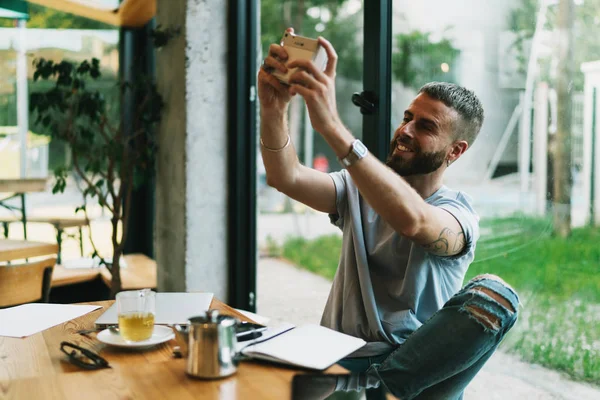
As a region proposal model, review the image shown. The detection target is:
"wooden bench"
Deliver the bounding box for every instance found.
[0,216,89,264]
[51,253,157,289]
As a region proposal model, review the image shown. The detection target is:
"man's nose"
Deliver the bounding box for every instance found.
[396,122,414,139]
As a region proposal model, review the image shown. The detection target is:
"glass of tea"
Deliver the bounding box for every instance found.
[116,289,156,342]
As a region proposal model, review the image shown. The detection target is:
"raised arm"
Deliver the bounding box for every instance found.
[286,37,470,257]
[258,30,336,215]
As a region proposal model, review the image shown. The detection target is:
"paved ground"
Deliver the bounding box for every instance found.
[257,257,600,400]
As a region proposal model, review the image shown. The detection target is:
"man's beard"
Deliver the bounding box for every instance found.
[385,140,446,176]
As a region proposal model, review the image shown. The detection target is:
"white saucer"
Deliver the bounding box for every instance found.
[96,325,175,349]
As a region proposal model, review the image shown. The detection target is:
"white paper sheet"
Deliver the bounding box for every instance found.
[241,324,366,370]
[0,303,102,338]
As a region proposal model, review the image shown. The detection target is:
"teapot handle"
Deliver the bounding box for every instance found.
[171,324,189,358]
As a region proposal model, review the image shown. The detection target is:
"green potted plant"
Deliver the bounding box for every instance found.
[29,57,163,297]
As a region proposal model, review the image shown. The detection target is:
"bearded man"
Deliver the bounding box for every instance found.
[258,28,520,399]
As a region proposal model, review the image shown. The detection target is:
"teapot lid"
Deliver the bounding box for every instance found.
[188,309,237,327]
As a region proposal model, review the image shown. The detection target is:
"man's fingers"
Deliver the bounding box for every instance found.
[268,43,288,60]
[266,75,290,95]
[289,70,322,91]
[289,83,311,98]
[263,56,287,73]
[259,69,290,95]
[318,37,338,77]
[287,59,327,84]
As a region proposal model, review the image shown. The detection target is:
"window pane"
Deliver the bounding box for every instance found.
[257,0,363,325]
[393,0,599,393]
[0,8,119,265]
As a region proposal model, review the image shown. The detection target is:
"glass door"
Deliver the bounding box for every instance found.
[391,0,600,392]
[256,0,365,326]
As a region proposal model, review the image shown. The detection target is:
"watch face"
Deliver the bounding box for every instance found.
[353,140,368,157]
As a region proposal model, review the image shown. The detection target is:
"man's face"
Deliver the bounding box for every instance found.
[386,93,457,177]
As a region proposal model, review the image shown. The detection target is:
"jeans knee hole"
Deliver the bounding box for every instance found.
[464,305,500,331]
[471,286,516,313]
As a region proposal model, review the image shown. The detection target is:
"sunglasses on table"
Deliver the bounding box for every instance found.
[60,341,111,371]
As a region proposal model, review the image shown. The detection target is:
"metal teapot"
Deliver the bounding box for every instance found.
[173,309,239,379]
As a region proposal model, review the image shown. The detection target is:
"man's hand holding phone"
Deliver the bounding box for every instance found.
[258,28,329,111]
[257,28,294,113]
[287,36,342,137]
[271,31,328,85]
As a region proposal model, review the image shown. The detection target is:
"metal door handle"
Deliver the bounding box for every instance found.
[352,91,377,115]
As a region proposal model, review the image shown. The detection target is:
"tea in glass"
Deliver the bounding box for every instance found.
[116,289,156,342]
[118,312,155,341]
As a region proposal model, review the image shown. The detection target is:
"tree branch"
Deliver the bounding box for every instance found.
[124,128,149,143]
[118,163,135,256]
[72,152,115,214]
[97,116,113,144]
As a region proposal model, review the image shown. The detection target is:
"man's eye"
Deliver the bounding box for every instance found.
[418,122,432,131]
[402,117,410,123]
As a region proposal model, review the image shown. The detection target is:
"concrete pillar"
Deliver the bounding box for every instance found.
[155,0,229,300]
[581,61,600,226]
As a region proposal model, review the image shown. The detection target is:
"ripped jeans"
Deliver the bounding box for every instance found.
[337,274,520,400]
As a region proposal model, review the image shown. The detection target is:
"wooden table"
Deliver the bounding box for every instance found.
[0,299,346,399]
[51,253,157,289]
[0,239,58,262]
[0,178,47,239]
[0,178,47,194]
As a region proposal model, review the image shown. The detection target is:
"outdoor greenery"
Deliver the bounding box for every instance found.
[274,216,600,384]
[260,0,459,85]
[260,0,362,80]
[392,30,460,90]
[0,79,120,171]
[0,4,112,29]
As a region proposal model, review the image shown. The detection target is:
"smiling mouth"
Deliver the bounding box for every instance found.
[396,144,413,152]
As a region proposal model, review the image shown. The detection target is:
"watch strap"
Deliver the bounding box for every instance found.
[338,139,367,168]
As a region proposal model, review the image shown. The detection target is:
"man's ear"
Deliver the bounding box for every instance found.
[448,140,468,163]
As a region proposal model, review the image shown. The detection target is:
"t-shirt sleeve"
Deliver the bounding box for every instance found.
[432,191,480,258]
[328,170,347,230]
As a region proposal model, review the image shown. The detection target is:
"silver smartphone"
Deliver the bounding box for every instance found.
[272,32,328,85]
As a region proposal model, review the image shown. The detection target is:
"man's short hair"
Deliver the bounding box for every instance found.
[418,82,484,146]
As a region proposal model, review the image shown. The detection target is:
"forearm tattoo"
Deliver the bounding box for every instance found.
[423,227,466,256]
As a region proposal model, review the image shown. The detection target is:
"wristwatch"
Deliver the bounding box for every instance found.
[338,139,368,168]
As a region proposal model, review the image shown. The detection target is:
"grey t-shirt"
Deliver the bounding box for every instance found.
[320,169,480,357]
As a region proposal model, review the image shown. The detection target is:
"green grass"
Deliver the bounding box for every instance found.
[276,216,600,384]
[280,234,342,281]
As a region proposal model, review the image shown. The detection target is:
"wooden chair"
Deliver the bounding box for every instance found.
[0,258,56,308]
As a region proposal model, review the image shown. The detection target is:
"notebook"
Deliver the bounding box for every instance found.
[94,292,214,327]
[237,324,366,371]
